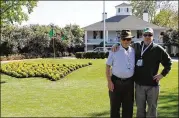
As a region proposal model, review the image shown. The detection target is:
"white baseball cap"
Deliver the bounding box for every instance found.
[143,27,154,34]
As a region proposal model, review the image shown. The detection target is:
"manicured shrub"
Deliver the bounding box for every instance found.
[75,52,108,59]
[1,61,92,81]
[75,52,83,58]
[170,53,175,57]
[88,62,92,65]
[0,54,26,61]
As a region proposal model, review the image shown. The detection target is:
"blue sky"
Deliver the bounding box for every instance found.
[21,1,177,28]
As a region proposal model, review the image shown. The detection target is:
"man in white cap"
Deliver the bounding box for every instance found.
[111,27,172,118]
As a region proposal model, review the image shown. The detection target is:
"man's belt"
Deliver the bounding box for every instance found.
[112,74,132,82]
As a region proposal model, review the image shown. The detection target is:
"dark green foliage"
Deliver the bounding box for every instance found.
[1,24,85,57]
[88,62,92,65]
[75,52,83,58]
[176,53,179,57]
[75,52,109,59]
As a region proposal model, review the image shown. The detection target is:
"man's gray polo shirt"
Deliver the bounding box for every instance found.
[106,45,135,79]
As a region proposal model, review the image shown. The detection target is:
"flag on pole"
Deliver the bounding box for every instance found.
[49,29,55,38]
[61,31,66,40]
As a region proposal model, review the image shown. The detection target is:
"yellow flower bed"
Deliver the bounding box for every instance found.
[0,62,92,81]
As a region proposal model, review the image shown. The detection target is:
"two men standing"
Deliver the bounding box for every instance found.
[106,28,172,118]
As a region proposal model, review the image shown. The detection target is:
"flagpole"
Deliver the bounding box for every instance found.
[51,24,55,59]
[53,36,55,58]
[103,0,106,52]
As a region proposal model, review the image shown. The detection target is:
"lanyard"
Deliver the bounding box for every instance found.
[125,47,133,70]
[141,42,152,57]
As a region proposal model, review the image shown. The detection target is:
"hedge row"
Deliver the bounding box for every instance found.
[0,53,39,61]
[1,62,92,81]
[75,52,179,59]
[170,53,179,57]
[1,54,25,61]
[0,52,76,61]
[75,52,109,59]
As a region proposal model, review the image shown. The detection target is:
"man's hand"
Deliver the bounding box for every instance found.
[111,44,119,52]
[153,74,164,82]
[108,80,114,92]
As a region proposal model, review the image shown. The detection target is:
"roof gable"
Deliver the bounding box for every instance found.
[101,15,130,22]
[83,15,166,31]
[115,3,131,7]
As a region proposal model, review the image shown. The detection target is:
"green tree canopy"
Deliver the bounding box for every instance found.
[152,3,178,29]
[130,0,158,22]
[62,24,84,46]
[0,0,38,25]
[129,1,172,22]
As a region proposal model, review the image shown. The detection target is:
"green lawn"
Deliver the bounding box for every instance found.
[1,59,178,117]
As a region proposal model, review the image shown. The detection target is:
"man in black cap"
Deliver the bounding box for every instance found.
[106,30,135,118]
[111,27,172,118]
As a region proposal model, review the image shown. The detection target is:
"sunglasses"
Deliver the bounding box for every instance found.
[121,38,132,41]
[143,33,153,37]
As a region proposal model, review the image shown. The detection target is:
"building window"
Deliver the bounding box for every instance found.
[127,8,129,12]
[93,31,96,39]
[100,31,103,39]
[137,30,143,38]
[93,31,103,39]
[118,8,120,12]
[116,31,121,41]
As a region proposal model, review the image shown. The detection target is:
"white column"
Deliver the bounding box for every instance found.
[103,0,106,52]
[106,30,108,43]
[85,31,87,52]
[143,12,149,22]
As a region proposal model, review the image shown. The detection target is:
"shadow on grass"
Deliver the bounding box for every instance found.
[158,94,178,117]
[87,110,109,117]
[1,81,6,84]
[86,94,178,117]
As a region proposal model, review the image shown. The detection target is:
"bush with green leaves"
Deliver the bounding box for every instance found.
[0,54,26,61]
[0,62,92,81]
[75,52,109,59]
[1,24,85,57]
[75,52,83,58]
